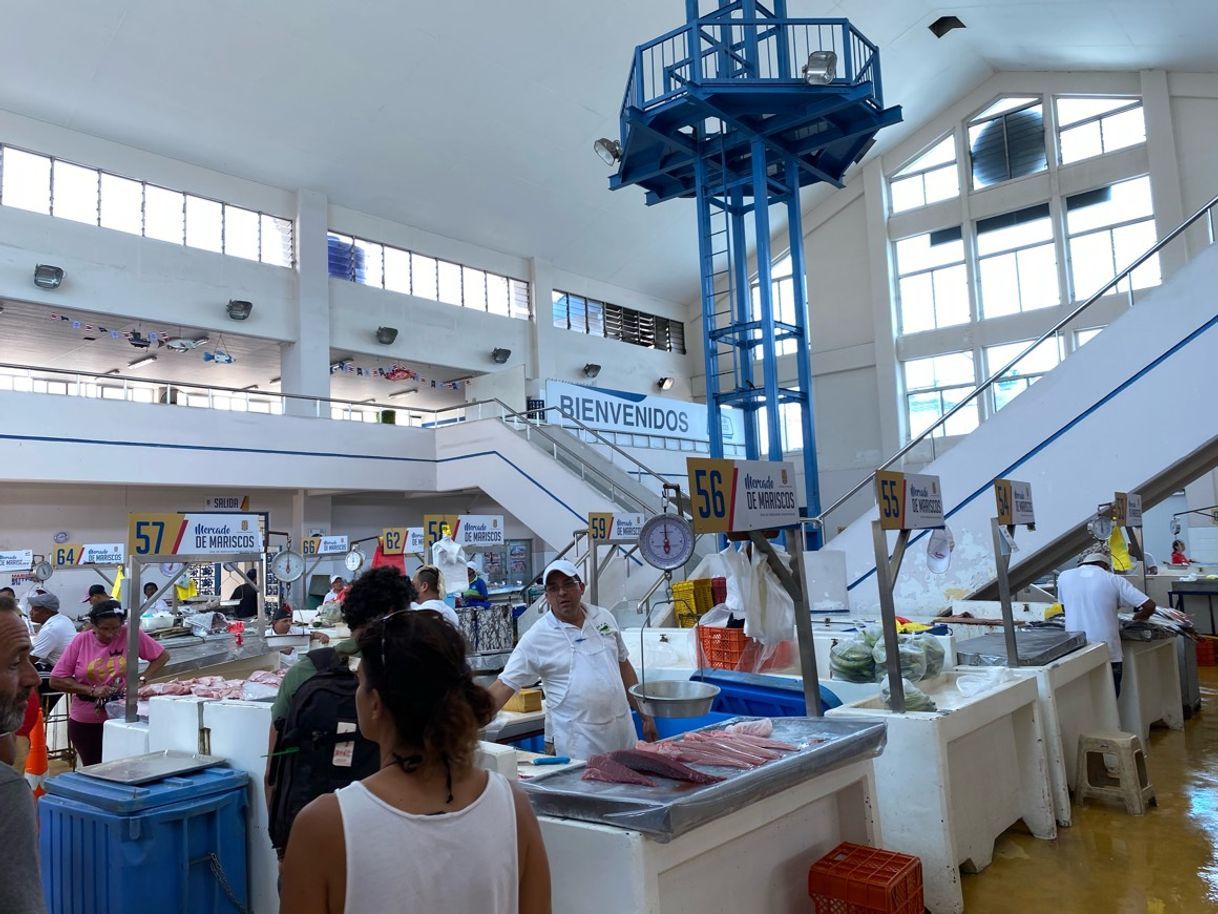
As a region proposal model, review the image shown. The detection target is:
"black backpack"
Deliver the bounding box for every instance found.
[267,647,380,851]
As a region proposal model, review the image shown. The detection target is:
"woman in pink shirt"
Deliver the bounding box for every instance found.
[50,601,170,766]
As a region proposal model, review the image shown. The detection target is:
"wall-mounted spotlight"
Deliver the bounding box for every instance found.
[593,138,622,166]
[583,363,602,379]
[802,50,837,85]
[33,264,64,289]
[376,326,399,345]
[491,347,512,364]
[657,377,675,391]
[226,299,253,321]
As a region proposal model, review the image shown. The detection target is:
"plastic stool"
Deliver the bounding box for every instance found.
[1075,730,1156,815]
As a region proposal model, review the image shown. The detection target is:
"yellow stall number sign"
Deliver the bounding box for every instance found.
[127,514,186,556]
[51,544,81,567]
[381,527,409,556]
[423,515,460,550]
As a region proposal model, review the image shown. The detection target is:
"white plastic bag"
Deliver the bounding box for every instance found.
[955,667,1009,698]
[688,546,749,613]
[747,545,795,647]
[431,536,469,596]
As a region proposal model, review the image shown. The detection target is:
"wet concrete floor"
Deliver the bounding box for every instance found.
[961,667,1218,912]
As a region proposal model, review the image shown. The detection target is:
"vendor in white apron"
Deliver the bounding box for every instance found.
[489,559,658,758]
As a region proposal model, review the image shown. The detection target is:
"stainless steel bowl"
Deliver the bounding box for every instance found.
[629,680,720,718]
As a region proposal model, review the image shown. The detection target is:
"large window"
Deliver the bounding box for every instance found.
[0,144,294,266]
[1056,97,1146,165]
[756,402,805,455]
[968,97,1047,189]
[889,135,959,214]
[903,352,980,438]
[984,338,1061,411]
[894,228,969,333]
[329,233,531,320]
[1066,175,1160,300]
[749,253,798,356]
[553,290,685,353]
[976,204,1060,318]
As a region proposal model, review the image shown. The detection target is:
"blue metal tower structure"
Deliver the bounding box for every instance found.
[601,1,901,545]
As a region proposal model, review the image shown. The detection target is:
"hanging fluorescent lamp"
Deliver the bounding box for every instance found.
[128,355,158,370]
[802,50,837,85]
[593,138,622,166]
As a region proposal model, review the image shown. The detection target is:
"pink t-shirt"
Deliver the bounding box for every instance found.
[51,627,166,723]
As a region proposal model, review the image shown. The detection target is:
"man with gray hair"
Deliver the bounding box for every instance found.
[1057,545,1155,696]
[0,594,48,913]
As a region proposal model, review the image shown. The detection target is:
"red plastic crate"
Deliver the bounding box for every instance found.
[809,843,923,914]
[1197,636,1218,667]
[697,625,750,669]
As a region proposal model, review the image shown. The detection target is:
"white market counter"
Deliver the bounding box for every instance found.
[1004,643,1119,827]
[1118,636,1184,742]
[539,755,880,914]
[827,671,1056,914]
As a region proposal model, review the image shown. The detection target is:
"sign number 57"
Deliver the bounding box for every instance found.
[133,520,166,555]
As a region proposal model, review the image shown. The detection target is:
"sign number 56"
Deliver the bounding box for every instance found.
[692,468,726,520]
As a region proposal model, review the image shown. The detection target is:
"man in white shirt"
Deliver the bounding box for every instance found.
[321,576,345,605]
[1057,547,1155,696]
[28,593,75,668]
[488,560,657,758]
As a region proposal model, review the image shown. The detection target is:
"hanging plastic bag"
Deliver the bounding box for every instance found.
[1109,527,1132,572]
[431,536,468,596]
[881,677,938,712]
[747,545,795,647]
[830,638,876,683]
[872,637,927,683]
[688,546,748,613]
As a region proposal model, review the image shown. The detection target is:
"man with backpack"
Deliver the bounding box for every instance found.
[265,566,417,863]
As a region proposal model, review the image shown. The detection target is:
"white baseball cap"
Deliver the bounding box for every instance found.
[542,559,582,585]
[330,575,344,583]
[926,525,955,574]
[1078,548,1111,566]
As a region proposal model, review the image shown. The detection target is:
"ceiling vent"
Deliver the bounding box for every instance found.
[929,16,965,38]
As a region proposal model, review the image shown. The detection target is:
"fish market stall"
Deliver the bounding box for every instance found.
[956,633,1117,826]
[828,670,1055,914]
[522,717,886,914]
[1117,628,1184,741]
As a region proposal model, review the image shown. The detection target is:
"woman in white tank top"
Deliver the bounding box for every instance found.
[280,605,551,914]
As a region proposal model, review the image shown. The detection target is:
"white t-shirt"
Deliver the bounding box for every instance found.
[31,612,77,665]
[498,604,629,707]
[412,599,461,629]
[1057,564,1150,662]
[321,590,342,605]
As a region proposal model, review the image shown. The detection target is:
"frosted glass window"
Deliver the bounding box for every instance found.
[223,204,260,261]
[2,148,51,214]
[261,214,294,267]
[411,253,438,300]
[354,238,383,287]
[977,205,1060,317]
[437,260,463,306]
[895,230,969,332]
[486,274,510,316]
[99,174,143,234]
[144,185,185,244]
[890,135,959,214]
[1057,98,1145,165]
[1067,176,1159,299]
[462,266,487,310]
[52,161,99,225]
[185,195,223,252]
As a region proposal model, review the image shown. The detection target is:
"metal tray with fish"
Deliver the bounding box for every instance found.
[520,717,886,840]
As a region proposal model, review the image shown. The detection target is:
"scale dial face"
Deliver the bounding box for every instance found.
[1089,516,1114,542]
[638,514,696,571]
[344,549,365,573]
[160,562,185,576]
[32,561,53,582]
[271,550,305,583]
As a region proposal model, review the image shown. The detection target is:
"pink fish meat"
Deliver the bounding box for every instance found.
[582,754,657,788]
[726,718,774,738]
[609,749,725,784]
[717,731,799,752]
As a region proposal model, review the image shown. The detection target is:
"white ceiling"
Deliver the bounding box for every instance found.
[0,2,1215,305]
[0,299,471,408]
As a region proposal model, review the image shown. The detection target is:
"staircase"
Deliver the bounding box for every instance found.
[816,195,1218,615]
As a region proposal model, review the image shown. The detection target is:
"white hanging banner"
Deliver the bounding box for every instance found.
[0,550,33,573]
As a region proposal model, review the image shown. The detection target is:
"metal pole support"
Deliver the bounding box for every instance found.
[871,521,908,712]
[991,517,1020,668]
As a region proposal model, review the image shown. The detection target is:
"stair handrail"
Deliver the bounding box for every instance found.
[813,191,1218,533]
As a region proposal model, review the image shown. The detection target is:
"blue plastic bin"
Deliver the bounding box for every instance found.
[633,710,734,739]
[40,766,249,914]
[691,668,842,716]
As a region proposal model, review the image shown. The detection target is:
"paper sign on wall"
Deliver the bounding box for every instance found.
[588,513,645,543]
[456,516,505,548]
[875,471,944,531]
[51,543,125,566]
[0,550,33,573]
[686,457,799,534]
[128,514,263,556]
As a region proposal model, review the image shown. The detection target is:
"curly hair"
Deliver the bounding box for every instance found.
[342,566,417,633]
[356,609,494,786]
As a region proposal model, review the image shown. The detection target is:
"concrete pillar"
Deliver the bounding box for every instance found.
[281,190,332,417]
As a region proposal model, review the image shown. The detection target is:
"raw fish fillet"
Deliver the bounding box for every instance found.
[608,749,725,784]
[582,754,656,787]
[726,718,773,738]
[717,731,799,752]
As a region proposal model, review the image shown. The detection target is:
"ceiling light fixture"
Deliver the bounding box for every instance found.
[225,299,253,321]
[105,368,121,376]
[33,264,64,289]
[593,138,622,166]
[269,376,281,385]
[128,355,157,370]
[491,347,512,364]
[375,326,399,345]
[657,377,675,391]
[802,50,837,85]
[242,384,259,391]
[583,363,602,379]
[929,15,966,38]
[389,388,419,399]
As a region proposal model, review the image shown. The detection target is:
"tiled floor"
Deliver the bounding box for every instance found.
[961,666,1218,912]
